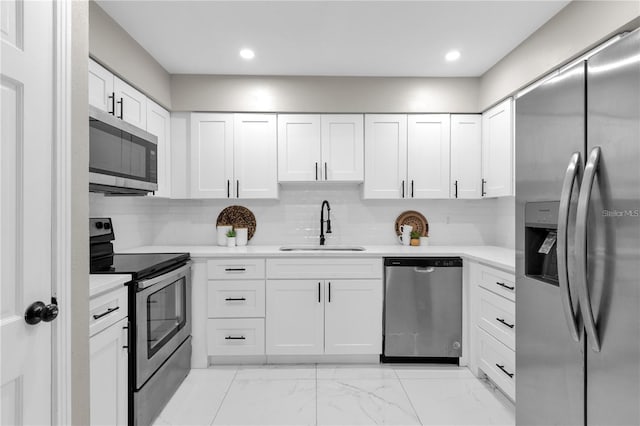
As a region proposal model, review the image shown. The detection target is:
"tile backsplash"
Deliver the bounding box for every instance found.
[90,185,515,251]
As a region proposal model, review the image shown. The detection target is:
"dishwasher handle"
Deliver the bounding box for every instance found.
[414,267,435,273]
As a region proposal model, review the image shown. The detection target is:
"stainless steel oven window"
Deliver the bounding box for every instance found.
[146,276,186,358]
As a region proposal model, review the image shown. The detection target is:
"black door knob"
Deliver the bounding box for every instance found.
[25,298,59,325]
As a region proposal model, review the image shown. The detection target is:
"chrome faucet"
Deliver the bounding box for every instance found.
[319,200,332,246]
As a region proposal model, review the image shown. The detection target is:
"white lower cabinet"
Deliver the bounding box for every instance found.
[207,318,265,356]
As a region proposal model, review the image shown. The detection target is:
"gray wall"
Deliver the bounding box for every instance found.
[480,1,640,109]
[171,75,480,113]
[89,1,171,109]
[72,1,90,424]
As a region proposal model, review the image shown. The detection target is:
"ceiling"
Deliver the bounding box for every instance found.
[96,0,570,77]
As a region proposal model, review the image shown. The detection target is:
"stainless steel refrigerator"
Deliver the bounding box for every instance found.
[515,29,639,425]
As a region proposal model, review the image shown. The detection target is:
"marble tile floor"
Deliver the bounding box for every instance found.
[153,364,515,426]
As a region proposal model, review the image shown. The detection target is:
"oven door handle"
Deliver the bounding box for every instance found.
[137,261,192,290]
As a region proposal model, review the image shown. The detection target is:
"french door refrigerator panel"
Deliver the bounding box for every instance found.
[583,30,640,426]
[515,60,585,426]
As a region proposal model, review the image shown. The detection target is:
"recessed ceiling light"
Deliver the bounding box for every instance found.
[445,50,461,62]
[240,49,255,60]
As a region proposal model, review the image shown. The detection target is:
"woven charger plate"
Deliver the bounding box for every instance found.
[216,206,257,240]
[395,210,429,237]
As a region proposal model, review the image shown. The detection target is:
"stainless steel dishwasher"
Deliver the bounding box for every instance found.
[383,257,463,361]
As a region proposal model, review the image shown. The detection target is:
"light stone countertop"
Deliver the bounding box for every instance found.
[120,245,515,272]
[89,274,132,298]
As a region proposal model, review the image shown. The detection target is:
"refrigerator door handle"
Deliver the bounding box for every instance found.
[558,152,582,342]
[575,146,602,352]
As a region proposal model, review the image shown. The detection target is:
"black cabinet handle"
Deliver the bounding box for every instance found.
[496,317,515,329]
[225,336,246,340]
[225,268,246,272]
[496,363,514,378]
[227,179,230,198]
[225,297,246,301]
[123,320,131,351]
[496,281,515,291]
[318,282,321,303]
[117,98,123,119]
[328,282,331,303]
[324,162,328,180]
[454,180,458,198]
[411,180,414,198]
[236,180,239,198]
[108,92,115,115]
[481,178,487,197]
[315,162,318,181]
[401,180,405,198]
[93,306,119,320]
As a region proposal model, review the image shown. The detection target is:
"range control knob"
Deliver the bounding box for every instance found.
[95,222,103,229]
[104,222,111,230]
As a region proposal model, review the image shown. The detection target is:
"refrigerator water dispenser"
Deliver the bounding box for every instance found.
[525,201,560,285]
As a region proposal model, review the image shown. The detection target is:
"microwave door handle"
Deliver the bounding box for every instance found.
[137,261,192,290]
[558,152,582,342]
[575,146,601,352]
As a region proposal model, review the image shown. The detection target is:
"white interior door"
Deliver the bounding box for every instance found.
[407,114,451,199]
[321,114,364,181]
[1,1,54,424]
[277,114,321,182]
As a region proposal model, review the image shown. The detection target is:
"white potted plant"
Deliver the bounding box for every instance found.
[226,229,236,247]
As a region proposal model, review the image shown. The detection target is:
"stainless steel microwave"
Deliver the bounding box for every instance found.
[89,105,158,195]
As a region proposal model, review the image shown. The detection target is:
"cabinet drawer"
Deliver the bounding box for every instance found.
[207,318,265,355]
[478,264,515,301]
[267,258,382,279]
[208,258,265,280]
[478,327,515,401]
[208,280,265,318]
[478,288,515,350]
[89,287,128,338]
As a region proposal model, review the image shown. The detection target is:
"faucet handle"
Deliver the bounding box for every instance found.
[326,219,332,233]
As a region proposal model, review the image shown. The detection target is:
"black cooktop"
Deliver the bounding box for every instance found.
[90,252,190,279]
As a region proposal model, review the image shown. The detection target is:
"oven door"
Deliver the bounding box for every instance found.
[135,262,191,389]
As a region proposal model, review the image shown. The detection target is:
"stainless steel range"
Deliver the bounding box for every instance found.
[90,218,192,426]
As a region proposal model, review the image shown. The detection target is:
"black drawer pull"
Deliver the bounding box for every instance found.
[225,336,246,340]
[496,281,515,290]
[225,268,246,272]
[225,297,246,301]
[93,306,119,320]
[496,317,515,329]
[496,363,514,378]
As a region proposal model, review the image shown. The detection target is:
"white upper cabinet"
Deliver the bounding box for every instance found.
[234,113,278,199]
[114,77,147,130]
[89,59,114,114]
[190,113,234,199]
[482,98,514,198]
[320,114,364,181]
[190,113,278,199]
[451,114,482,199]
[364,114,408,199]
[407,114,451,199]
[146,100,172,198]
[278,114,322,182]
[278,114,363,182]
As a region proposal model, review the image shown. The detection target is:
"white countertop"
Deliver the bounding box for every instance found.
[89,274,132,298]
[121,245,515,272]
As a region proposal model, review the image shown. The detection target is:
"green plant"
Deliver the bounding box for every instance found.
[410,230,421,239]
[226,229,236,238]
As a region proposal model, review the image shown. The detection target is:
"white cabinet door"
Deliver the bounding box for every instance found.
[234,113,278,199]
[146,100,171,198]
[321,114,364,181]
[451,114,482,199]
[90,318,128,426]
[407,114,451,199]
[277,114,321,182]
[114,76,147,130]
[89,58,114,114]
[190,113,234,198]
[364,114,407,199]
[324,280,382,355]
[482,98,513,197]
[266,280,324,355]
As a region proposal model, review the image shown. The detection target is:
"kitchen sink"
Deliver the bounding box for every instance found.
[279,245,366,252]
